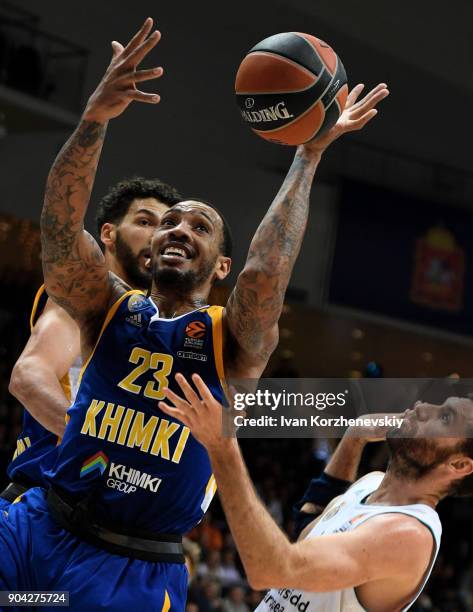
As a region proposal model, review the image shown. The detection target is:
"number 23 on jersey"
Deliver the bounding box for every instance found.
[118,347,173,400]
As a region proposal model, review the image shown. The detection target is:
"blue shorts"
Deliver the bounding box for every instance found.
[0,488,188,611]
[0,497,11,513]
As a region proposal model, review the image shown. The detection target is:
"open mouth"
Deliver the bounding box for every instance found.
[160,243,193,260]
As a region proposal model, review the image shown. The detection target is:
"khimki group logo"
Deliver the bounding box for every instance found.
[80,450,109,478]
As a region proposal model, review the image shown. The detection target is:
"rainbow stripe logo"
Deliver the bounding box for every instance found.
[80,451,108,479]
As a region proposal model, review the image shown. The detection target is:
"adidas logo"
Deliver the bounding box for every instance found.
[126,313,143,327]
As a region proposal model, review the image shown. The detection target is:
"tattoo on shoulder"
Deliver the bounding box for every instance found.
[109,272,131,303]
[40,120,109,323]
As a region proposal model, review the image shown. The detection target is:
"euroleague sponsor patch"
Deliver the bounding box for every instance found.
[184,320,206,349]
[185,320,206,338]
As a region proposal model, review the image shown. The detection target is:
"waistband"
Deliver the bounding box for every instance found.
[47,488,185,563]
[0,481,29,503]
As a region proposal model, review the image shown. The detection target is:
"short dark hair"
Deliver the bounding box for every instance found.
[183,197,233,258]
[96,176,182,234]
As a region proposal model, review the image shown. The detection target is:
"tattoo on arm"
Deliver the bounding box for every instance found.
[40,120,114,325]
[226,150,320,360]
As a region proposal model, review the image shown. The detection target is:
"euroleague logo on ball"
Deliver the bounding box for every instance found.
[245,97,255,109]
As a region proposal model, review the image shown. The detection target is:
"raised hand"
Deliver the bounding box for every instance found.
[159,373,227,452]
[303,82,390,154]
[83,18,163,123]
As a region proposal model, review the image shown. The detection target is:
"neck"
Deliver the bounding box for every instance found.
[366,468,441,509]
[104,251,146,291]
[149,284,208,318]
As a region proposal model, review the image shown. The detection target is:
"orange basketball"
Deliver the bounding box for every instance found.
[235,32,348,146]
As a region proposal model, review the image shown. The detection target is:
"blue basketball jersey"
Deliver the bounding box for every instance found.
[8,285,71,487]
[44,290,225,535]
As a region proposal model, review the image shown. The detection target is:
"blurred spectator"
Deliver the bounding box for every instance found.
[414,592,434,611]
[260,479,283,527]
[222,586,249,612]
[183,537,202,584]
[189,512,223,551]
[220,549,243,587]
[222,532,237,551]
[460,560,473,609]
[246,590,265,610]
[189,577,223,612]
[197,550,224,583]
[265,488,283,526]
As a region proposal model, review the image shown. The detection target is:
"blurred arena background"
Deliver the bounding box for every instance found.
[0,1,472,609]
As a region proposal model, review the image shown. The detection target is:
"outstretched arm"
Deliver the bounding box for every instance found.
[9,299,80,437]
[224,83,389,376]
[159,374,431,593]
[207,442,429,592]
[41,18,163,340]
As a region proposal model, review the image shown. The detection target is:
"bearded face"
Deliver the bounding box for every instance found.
[151,201,230,297]
[115,229,152,290]
[386,435,464,479]
[386,397,473,480]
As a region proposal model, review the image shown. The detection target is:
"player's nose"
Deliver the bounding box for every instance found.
[414,403,431,421]
[169,221,191,241]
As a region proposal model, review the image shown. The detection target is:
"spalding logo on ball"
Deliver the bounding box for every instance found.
[235,32,348,146]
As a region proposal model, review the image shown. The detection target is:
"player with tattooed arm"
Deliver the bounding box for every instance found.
[2,176,181,511]
[0,17,388,610]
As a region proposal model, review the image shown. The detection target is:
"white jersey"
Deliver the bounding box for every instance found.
[255,472,442,612]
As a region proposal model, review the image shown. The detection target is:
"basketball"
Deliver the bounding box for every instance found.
[235,32,348,146]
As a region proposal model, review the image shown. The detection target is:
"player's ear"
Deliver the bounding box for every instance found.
[214,256,231,281]
[101,223,117,250]
[450,455,473,479]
